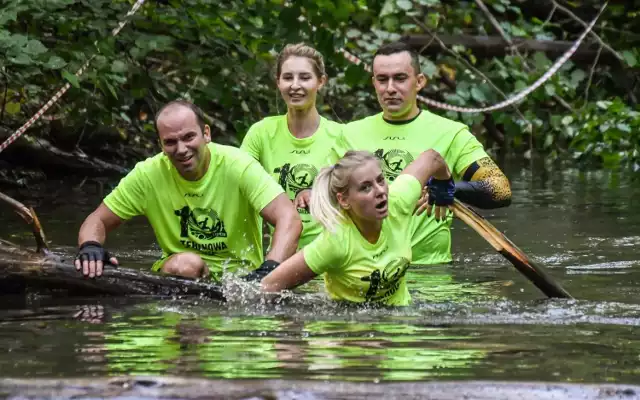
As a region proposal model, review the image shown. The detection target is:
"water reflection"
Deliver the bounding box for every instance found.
[1,164,640,384]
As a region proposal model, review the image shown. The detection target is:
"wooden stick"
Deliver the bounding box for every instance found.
[0,192,51,256]
[450,199,573,299]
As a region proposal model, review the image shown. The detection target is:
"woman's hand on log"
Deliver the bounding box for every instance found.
[74,241,119,278]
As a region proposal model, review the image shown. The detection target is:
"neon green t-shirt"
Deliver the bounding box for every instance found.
[241,114,344,248]
[303,174,422,306]
[335,110,489,265]
[103,142,284,278]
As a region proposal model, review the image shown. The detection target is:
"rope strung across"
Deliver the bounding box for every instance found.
[340,2,607,114]
[0,1,606,155]
[0,0,147,155]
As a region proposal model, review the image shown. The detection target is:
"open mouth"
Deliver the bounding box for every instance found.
[177,154,193,164]
[375,200,388,210]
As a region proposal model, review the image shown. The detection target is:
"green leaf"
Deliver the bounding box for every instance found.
[8,53,32,65]
[470,87,486,103]
[62,70,80,88]
[421,58,437,78]
[561,115,574,126]
[346,28,360,38]
[44,55,66,69]
[111,60,127,74]
[617,123,631,133]
[23,39,48,55]
[493,4,506,13]
[104,81,118,100]
[514,80,527,91]
[0,9,18,25]
[4,101,20,115]
[622,50,637,67]
[544,84,556,96]
[9,34,28,50]
[396,0,413,11]
[380,0,398,17]
[570,69,586,87]
[533,52,550,70]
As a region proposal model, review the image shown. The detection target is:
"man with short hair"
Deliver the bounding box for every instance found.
[75,100,302,280]
[331,41,512,265]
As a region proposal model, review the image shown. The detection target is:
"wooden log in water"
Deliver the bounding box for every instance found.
[0,376,638,399]
[0,239,225,299]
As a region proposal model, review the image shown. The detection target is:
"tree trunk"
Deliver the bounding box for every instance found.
[0,239,224,299]
[400,34,618,64]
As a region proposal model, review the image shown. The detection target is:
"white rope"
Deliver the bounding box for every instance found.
[340,2,607,113]
[0,0,147,154]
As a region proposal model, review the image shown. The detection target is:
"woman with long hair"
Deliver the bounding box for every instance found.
[240,43,344,280]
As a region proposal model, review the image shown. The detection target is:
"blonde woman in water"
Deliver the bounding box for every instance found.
[260,149,451,306]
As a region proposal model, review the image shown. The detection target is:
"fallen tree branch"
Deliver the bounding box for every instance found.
[0,238,225,298]
[0,132,128,176]
[401,33,620,65]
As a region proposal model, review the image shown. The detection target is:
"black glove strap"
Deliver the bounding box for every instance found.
[244,259,281,282]
[79,241,103,250]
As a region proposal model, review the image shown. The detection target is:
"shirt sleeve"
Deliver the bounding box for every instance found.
[325,128,353,165]
[239,122,263,162]
[303,230,348,275]
[238,154,285,212]
[450,129,490,179]
[388,174,423,217]
[103,162,149,220]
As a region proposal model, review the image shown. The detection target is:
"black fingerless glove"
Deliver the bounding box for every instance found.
[427,176,455,206]
[75,241,116,267]
[243,260,280,282]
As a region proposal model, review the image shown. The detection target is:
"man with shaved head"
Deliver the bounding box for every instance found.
[74,100,302,280]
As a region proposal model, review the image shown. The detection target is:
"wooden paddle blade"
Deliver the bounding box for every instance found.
[451,200,573,299]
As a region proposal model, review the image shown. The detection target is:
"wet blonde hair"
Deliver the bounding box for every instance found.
[310,150,380,232]
[275,43,326,79]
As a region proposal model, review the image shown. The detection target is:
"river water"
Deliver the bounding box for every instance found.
[0,161,639,395]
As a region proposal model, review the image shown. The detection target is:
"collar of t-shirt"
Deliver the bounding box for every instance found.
[382,109,422,126]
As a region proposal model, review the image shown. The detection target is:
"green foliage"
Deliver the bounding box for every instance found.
[569,99,640,170]
[0,0,638,172]
[372,0,639,167]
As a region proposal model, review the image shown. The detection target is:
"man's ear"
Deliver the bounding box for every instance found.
[203,124,211,143]
[416,73,427,91]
